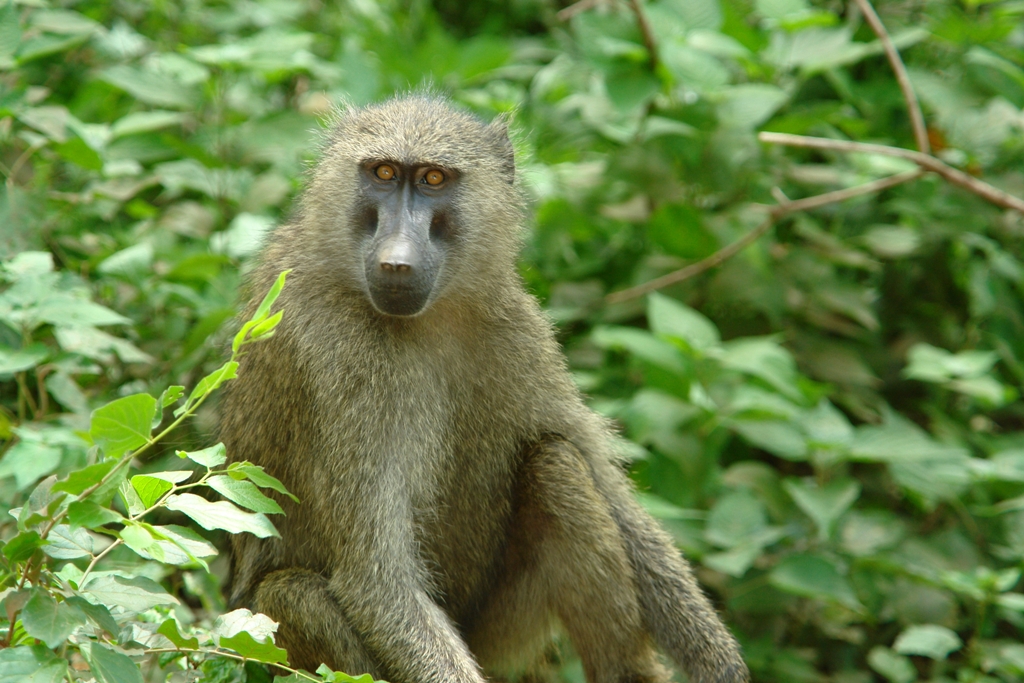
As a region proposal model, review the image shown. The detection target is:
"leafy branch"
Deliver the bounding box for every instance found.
[605,0,1024,304]
[756,133,1024,214]
[0,271,373,683]
[606,170,924,304]
[10,271,291,595]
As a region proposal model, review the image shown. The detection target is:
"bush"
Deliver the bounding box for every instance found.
[2,0,1024,680]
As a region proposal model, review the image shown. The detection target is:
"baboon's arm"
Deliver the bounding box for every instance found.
[591,459,750,683]
[327,462,486,683]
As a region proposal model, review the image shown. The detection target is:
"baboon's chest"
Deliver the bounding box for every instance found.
[397,389,521,615]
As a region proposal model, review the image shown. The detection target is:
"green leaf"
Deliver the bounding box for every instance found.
[731,419,808,460]
[769,554,862,609]
[80,642,143,683]
[319,669,376,682]
[19,476,66,529]
[2,531,42,562]
[53,137,103,171]
[17,32,90,63]
[0,645,67,683]
[636,492,704,521]
[0,0,21,67]
[208,475,284,514]
[662,44,729,91]
[31,9,101,35]
[228,463,299,502]
[175,362,237,418]
[164,493,280,537]
[82,574,179,613]
[316,666,380,683]
[130,474,173,508]
[715,83,788,128]
[250,310,283,339]
[867,646,916,683]
[849,420,969,463]
[53,327,152,365]
[140,524,217,566]
[798,400,854,448]
[0,343,48,375]
[43,524,96,559]
[987,450,1024,483]
[110,111,186,138]
[99,65,196,109]
[64,596,119,636]
[948,376,1010,406]
[605,67,659,114]
[647,293,720,351]
[703,544,764,578]
[52,460,120,502]
[158,385,185,409]
[120,522,160,561]
[97,243,154,276]
[893,624,963,660]
[646,203,719,261]
[234,269,290,352]
[90,394,157,458]
[67,500,126,529]
[0,439,61,490]
[147,470,194,483]
[15,105,69,142]
[783,478,860,541]
[157,619,199,649]
[214,608,280,642]
[592,325,688,375]
[118,479,146,517]
[33,296,131,328]
[253,270,290,323]
[718,338,801,400]
[2,251,53,277]
[862,225,920,258]
[705,490,767,548]
[840,511,905,557]
[45,371,89,414]
[903,343,998,382]
[219,631,288,665]
[180,442,227,468]
[20,590,87,648]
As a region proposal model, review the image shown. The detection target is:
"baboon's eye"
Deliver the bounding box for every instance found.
[375,164,396,181]
[424,169,445,186]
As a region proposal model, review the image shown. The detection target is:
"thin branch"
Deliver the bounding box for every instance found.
[759,132,1024,214]
[144,648,320,680]
[79,539,123,585]
[606,217,775,304]
[4,142,42,189]
[852,0,930,154]
[557,0,602,21]
[769,168,924,214]
[605,169,923,303]
[627,0,659,71]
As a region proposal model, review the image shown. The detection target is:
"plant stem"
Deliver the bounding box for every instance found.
[79,539,123,585]
[852,0,930,154]
[627,0,659,71]
[758,132,1024,214]
[606,170,922,303]
[144,647,321,681]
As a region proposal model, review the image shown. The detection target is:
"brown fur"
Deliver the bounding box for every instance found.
[220,95,748,683]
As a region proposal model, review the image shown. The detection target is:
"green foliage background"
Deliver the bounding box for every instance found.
[2,0,1024,680]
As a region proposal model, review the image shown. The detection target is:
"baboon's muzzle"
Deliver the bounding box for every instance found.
[363,184,442,317]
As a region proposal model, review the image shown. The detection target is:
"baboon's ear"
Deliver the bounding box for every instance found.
[489,114,515,183]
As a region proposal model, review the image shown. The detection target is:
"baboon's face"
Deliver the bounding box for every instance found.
[355,159,458,317]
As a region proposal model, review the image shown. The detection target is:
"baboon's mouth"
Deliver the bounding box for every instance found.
[367,283,431,317]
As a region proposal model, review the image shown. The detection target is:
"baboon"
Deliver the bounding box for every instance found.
[220,94,748,683]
